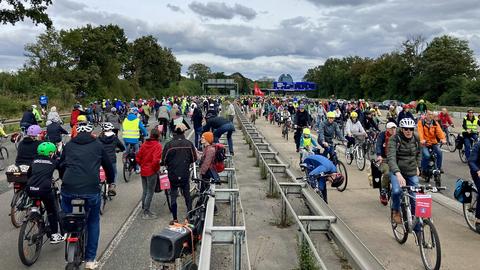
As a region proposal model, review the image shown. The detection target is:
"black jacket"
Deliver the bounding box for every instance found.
[294,110,310,127]
[192,107,203,129]
[161,134,197,183]
[59,132,115,194]
[16,137,41,166]
[203,116,229,132]
[26,155,58,196]
[20,111,37,127]
[46,122,69,143]
[98,133,125,163]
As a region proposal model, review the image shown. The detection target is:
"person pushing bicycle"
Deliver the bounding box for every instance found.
[302,154,344,203]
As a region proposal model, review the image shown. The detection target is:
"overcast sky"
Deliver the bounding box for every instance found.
[1,0,479,80]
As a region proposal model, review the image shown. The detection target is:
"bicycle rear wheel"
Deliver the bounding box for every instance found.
[447,134,456,152]
[335,161,348,192]
[459,149,467,163]
[0,146,9,170]
[11,190,29,228]
[18,217,44,266]
[356,147,366,171]
[462,190,478,232]
[123,162,131,182]
[419,219,441,270]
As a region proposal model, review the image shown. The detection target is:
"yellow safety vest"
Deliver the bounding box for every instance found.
[122,118,140,139]
[303,137,312,147]
[463,116,479,133]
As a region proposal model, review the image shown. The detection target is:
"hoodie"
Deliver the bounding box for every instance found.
[136,139,163,176]
[98,132,125,163]
[59,132,115,194]
[123,113,148,145]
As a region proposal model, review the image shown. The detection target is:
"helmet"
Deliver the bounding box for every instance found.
[27,125,42,136]
[350,112,358,118]
[326,111,336,118]
[77,115,87,122]
[303,128,311,135]
[330,173,345,188]
[76,123,93,133]
[101,122,114,131]
[31,105,37,109]
[74,104,80,109]
[399,118,415,128]
[386,122,397,129]
[111,107,117,112]
[419,99,425,103]
[37,142,57,157]
[129,107,138,114]
[370,108,375,112]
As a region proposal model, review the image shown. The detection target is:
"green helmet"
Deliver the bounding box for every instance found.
[37,142,57,157]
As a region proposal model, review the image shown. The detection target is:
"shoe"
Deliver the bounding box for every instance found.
[379,190,388,206]
[50,233,65,244]
[440,169,444,174]
[85,261,99,269]
[142,210,158,220]
[108,184,117,196]
[169,219,179,225]
[230,152,234,156]
[391,210,402,224]
[296,148,299,153]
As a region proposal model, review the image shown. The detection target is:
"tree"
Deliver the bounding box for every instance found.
[187,63,211,82]
[0,0,52,27]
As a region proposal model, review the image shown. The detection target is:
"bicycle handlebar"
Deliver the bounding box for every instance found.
[401,185,446,193]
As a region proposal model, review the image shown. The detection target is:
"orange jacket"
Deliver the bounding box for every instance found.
[417,119,445,146]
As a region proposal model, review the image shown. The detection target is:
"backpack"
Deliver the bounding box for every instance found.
[454,179,473,203]
[214,143,226,173]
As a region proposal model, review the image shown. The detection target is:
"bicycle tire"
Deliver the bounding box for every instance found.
[459,149,467,163]
[447,133,456,152]
[356,146,366,171]
[0,146,9,170]
[18,217,44,266]
[391,202,409,244]
[335,161,348,192]
[345,148,353,165]
[462,190,478,232]
[123,162,131,182]
[419,219,441,270]
[11,190,28,228]
[100,184,107,215]
[164,189,172,213]
[15,134,23,150]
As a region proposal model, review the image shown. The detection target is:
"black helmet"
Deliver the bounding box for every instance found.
[330,173,345,188]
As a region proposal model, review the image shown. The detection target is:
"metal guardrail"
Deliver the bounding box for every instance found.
[235,104,385,270]
[197,150,251,270]
[1,113,70,125]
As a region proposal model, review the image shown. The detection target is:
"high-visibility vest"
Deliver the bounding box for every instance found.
[303,137,312,147]
[463,116,479,133]
[123,118,140,139]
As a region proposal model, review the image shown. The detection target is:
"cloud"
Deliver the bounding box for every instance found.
[188,1,257,20]
[280,16,309,28]
[166,4,183,13]
[305,0,384,7]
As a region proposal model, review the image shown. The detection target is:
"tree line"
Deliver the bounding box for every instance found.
[303,35,480,106]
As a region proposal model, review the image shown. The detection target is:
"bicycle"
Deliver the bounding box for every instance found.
[421,146,442,187]
[459,136,479,164]
[14,126,26,150]
[0,136,9,171]
[282,117,291,141]
[325,143,348,192]
[18,178,62,266]
[99,167,113,215]
[461,180,478,233]
[123,144,137,182]
[390,185,446,270]
[63,199,88,270]
[440,126,456,153]
[7,166,31,228]
[364,130,379,161]
[345,136,367,171]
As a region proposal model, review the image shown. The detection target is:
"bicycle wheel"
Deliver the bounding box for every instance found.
[345,147,353,165]
[459,149,467,163]
[123,161,131,182]
[447,134,456,152]
[11,190,29,228]
[391,203,409,244]
[18,217,44,266]
[100,184,107,215]
[419,219,441,270]
[164,189,172,213]
[356,146,366,171]
[15,134,23,150]
[462,190,478,232]
[0,146,9,170]
[335,161,348,192]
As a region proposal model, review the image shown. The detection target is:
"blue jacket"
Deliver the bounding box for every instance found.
[39,95,48,105]
[468,142,480,174]
[123,113,148,144]
[304,155,337,177]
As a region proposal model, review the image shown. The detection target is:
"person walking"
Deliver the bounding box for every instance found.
[226,101,235,122]
[136,127,163,219]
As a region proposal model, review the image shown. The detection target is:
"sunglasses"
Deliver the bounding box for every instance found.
[402,128,414,131]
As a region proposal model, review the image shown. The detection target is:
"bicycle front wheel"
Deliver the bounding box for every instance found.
[0,146,9,170]
[459,149,467,163]
[356,147,366,171]
[462,191,478,232]
[391,203,409,244]
[447,134,456,152]
[345,148,353,165]
[419,219,441,270]
[335,161,348,192]
[164,189,172,213]
[18,217,44,266]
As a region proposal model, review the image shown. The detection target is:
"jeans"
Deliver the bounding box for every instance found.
[194,126,203,149]
[61,192,101,262]
[421,144,442,172]
[321,144,335,160]
[213,122,235,154]
[294,127,303,150]
[170,179,192,220]
[307,172,328,203]
[464,134,478,159]
[112,162,117,184]
[390,173,418,213]
[141,174,157,211]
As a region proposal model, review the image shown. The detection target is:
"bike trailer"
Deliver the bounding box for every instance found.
[454,178,473,203]
[370,160,382,189]
[151,226,193,262]
[5,165,29,183]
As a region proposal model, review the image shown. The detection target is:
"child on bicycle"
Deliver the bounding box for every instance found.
[26,142,65,244]
[98,122,125,196]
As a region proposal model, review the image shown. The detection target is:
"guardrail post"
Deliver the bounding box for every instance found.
[233,231,242,270]
[231,191,237,226]
[280,187,287,226]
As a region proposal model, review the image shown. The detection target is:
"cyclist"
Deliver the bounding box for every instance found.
[70,104,82,129]
[318,112,345,158]
[122,107,148,173]
[417,111,446,176]
[302,154,344,203]
[31,105,43,123]
[26,142,65,244]
[294,104,311,152]
[59,122,115,270]
[98,122,125,195]
[397,105,415,124]
[416,99,428,115]
[387,118,421,225]
[16,125,42,166]
[104,107,121,136]
[462,109,479,159]
[46,117,69,151]
[468,140,480,232]
[363,110,380,132]
[438,108,454,145]
[20,106,38,131]
[71,115,87,138]
[345,111,367,153]
[46,106,62,126]
[386,105,397,124]
[39,93,48,110]
[376,122,397,205]
[299,128,318,161]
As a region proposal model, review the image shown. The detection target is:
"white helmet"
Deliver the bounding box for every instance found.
[399,118,415,128]
[101,122,115,131]
[76,123,94,133]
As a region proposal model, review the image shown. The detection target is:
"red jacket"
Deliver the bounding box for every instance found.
[70,109,80,127]
[438,112,453,127]
[136,139,163,176]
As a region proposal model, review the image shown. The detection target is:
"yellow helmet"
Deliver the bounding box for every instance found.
[350,112,358,118]
[77,115,87,122]
[326,111,336,118]
[303,128,311,135]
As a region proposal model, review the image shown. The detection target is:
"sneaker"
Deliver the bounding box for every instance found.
[142,210,158,220]
[440,169,444,174]
[169,219,179,225]
[108,184,117,196]
[379,190,388,206]
[85,261,99,269]
[391,210,402,224]
[50,233,65,244]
